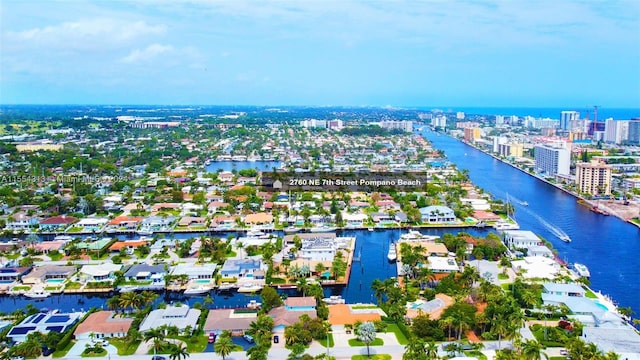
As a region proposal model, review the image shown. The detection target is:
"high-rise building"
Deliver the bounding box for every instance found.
[463,128,481,142]
[560,111,580,131]
[603,118,628,144]
[628,120,640,144]
[534,144,570,176]
[380,120,413,132]
[576,161,612,196]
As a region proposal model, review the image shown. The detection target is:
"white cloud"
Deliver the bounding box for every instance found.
[121,44,175,63]
[6,18,166,52]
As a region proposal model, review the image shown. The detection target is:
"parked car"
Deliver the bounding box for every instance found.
[151,356,167,360]
[243,334,254,343]
[208,333,216,343]
[273,335,279,344]
[41,346,54,356]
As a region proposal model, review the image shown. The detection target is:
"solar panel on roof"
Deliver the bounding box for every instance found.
[32,313,46,324]
[45,326,64,332]
[45,315,70,323]
[8,326,36,335]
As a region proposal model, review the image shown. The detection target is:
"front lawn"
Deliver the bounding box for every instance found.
[52,340,75,358]
[583,288,597,299]
[348,338,384,346]
[81,347,107,357]
[110,338,140,355]
[385,324,409,345]
[318,334,334,348]
[173,335,208,352]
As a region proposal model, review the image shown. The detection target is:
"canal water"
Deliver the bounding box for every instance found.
[422,129,640,315]
[205,161,281,173]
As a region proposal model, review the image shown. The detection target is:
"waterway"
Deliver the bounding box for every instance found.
[422,129,640,315]
[205,161,280,173]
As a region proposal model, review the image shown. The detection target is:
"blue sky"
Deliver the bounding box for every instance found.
[1,0,639,107]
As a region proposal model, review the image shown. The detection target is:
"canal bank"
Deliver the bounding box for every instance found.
[423,128,640,316]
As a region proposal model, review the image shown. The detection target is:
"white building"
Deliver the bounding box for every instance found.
[139,305,201,333]
[503,230,542,249]
[380,120,413,132]
[603,118,629,144]
[534,143,570,176]
[560,111,580,131]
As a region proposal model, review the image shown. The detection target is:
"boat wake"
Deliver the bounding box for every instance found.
[508,194,528,206]
[522,208,571,242]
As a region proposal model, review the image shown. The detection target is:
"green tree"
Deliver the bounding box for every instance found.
[260,285,283,313]
[357,321,377,358]
[169,343,190,360]
[214,331,234,360]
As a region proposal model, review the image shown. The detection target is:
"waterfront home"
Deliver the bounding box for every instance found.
[76,217,109,232]
[21,265,75,285]
[0,267,30,283]
[299,235,354,262]
[79,263,122,282]
[123,264,165,284]
[220,258,265,279]
[151,202,181,212]
[8,311,84,342]
[284,296,317,311]
[139,304,201,333]
[212,215,238,229]
[511,256,560,279]
[542,283,586,297]
[204,309,257,336]
[472,210,501,222]
[207,201,229,215]
[342,212,367,227]
[244,212,273,225]
[218,171,234,183]
[107,216,143,231]
[502,230,542,249]
[177,216,207,228]
[370,212,393,224]
[74,311,132,340]
[394,212,409,223]
[581,327,640,360]
[139,215,175,232]
[422,243,449,257]
[461,198,491,211]
[527,245,554,258]
[542,293,606,316]
[269,305,317,333]
[419,206,456,223]
[32,240,66,253]
[171,263,216,280]
[39,215,78,232]
[426,256,460,273]
[327,304,384,326]
[5,212,39,231]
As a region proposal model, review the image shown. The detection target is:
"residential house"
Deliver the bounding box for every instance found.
[171,263,216,280]
[39,215,78,232]
[542,283,586,297]
[79,263,122,282]
[0,267,30,283]
[107,216,143,230]
[21,265,75,285]
[220,259,265,279]
[123,264,165,284]
[8,311,84,342]
[5,212,39,231]
[204,309,257,336]
[177,216,207,228]
[503,230,541,249]
[419,206,456,223]
[139,216,175,232]
[284,296,317,311]
[74,311,132,340]
[342,212,367,227]
[139,305,201,332]
[244,212,273,225]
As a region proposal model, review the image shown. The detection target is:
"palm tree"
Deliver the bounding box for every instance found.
[284,325,301,346]
[214,332,234,360]
[521,339,544,360]
[357,321,377,358]
[139,290,158,306]
[403,337,425,359]
[203,294,214,309]
[119,291,141,313]
[107,295,121,314]
[425,342,439,359]
[169,343,189,360]
[144,328,164,355]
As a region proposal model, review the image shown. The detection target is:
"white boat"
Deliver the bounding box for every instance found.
[246,229,268,238]
[24,289,51,299]
[368,228,374,232]
[237,284,263,293]
[322,295,346,305]
[493,221,520,230]
[284,227,301,234]
[559,234,572,243]
[53,235,73,241]
[309,226,337,233]
[247,300,262,309]
[217,283,235,291]
[387,244,397,262]
[521,201,529,206]
[137,229,153,235]
[573,263,591,278]
[184,286,211,296]
[399,230,439,242]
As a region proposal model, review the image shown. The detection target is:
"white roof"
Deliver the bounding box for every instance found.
[80,263,121,277]
[427,256,459,272]
[171,263,216,277]
[139,305,201,332]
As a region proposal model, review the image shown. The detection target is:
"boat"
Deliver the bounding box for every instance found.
[559,234,572,243]
[493,222,520,230]
[184,286,211,296]
[474,221,487,228]
[322,295,346,305]
[53,235,73,241]
[237,284,264,293]
[309,226,337,233]
[521,201,528,206]
[368,228,374,231]
[387,244,397,262]
[573,263,591,278]
[24,289,51,299]
[137,229,153,236]
[217,283,235,292]
[246,229,269,238]
[399,230,439,242]
[284,227,301,234]
[247,300,262,309]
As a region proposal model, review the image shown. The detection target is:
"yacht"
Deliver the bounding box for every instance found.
[493,221,520,230]
[284,227,301,234]
[184,286,211,296]
[559,234,572,243]
[387,244,397,262]
[573,263,591,278]
[237,284,264,293]
[137,229,153,236]
[246,229,269,238]
[24,289,51,299]
[309,226,337,233]
[322,295,346,305]
[247,300,262,309]
[217,283,235,292]
[399,230,439,242]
